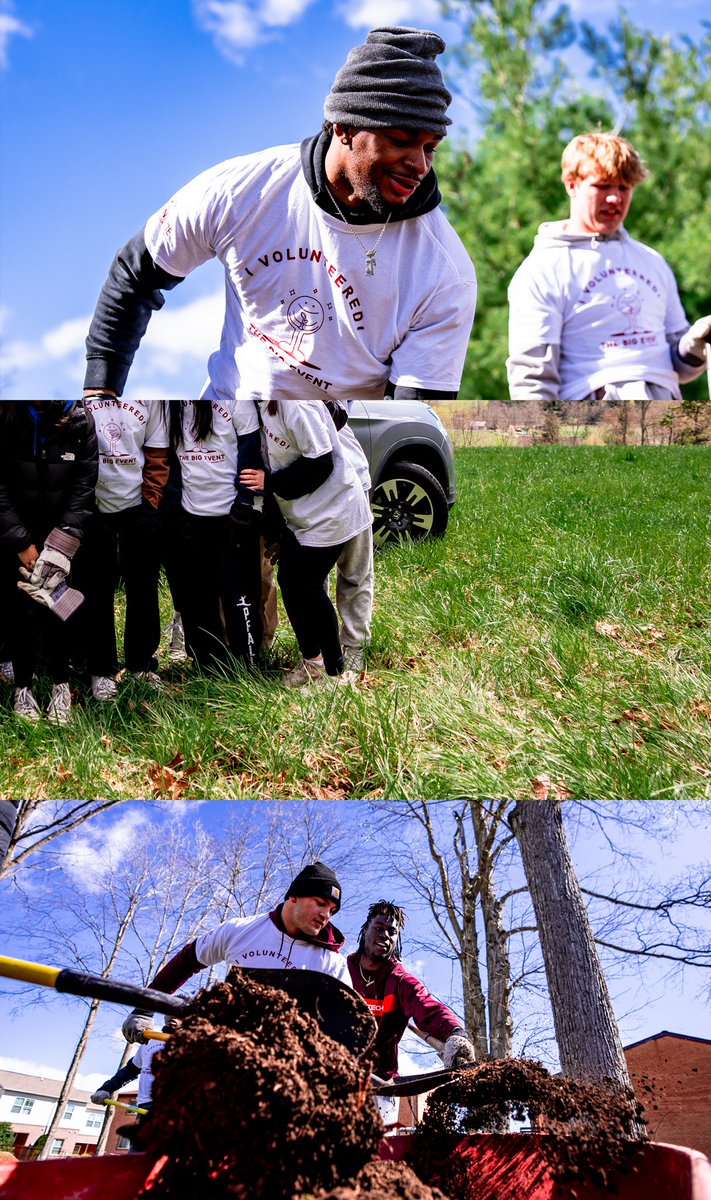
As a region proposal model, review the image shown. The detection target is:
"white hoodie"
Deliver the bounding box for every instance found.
[507,221,689,400]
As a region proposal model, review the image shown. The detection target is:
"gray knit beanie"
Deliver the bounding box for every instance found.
[324,26,452,137]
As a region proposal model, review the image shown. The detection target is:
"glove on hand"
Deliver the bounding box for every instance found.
[91,1090,111,1104]
[678,315,711,362]
[443,1030,477,1070]
[121,1008,153,1044]
[20,528,79,588]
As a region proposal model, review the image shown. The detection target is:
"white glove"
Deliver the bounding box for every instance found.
[19,546,71,590]
[678,316,711,362]
[122,1010,153,1044]
[443,1030,477,1070]
[91,1089,111,1104]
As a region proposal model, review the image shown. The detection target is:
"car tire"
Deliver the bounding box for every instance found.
[370,461,449,547]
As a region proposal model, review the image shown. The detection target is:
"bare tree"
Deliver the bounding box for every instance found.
[0,801,139,880]
[509,800,634,1090]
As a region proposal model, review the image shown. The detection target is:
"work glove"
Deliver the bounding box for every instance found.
[18,528,84,621]
[91,1090,111,1104]
[678,315,711,362]
[122,1008,153,1044]
[442,1030,477,1070]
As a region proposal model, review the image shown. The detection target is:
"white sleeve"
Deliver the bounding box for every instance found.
[508,257,565,350]
[288,401,334,459]
[131,1046,146,1069]
[145,402,169,448]
[194,919,242,967]
[389,280,477,392]
[144,162,233,278]
[326,952,351,984]
[231,398,260,437]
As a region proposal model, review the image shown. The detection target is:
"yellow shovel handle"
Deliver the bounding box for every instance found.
[0,956,61,987]
[103,1098,149,1115]
[144,1029,170,1042]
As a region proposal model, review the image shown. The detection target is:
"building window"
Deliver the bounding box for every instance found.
[85,1113,103,1130]
[10,1096,35,1116]
[49,1139,64,1157]
[63,1102,77,1122]
[116,1135,131,1150]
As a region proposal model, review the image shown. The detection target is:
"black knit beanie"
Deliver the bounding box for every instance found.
[285,862,342,912]
[324,26,452,137]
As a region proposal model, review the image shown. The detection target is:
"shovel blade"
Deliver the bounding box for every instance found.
[238,967,376,1057]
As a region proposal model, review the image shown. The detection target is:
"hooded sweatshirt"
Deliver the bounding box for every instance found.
[507,221,689,401]
[148,905,349,995]
[347,954,462,1078]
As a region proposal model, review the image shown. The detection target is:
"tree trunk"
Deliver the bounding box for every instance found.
[38,998,101,1159]
[510,800,633,1088]
[470,802,514,1060]
[93,1042,134,1156]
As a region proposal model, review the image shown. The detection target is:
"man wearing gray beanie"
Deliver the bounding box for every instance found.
[84,27,477,677]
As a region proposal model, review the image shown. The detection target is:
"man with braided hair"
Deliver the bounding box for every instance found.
[347,900,475,1123]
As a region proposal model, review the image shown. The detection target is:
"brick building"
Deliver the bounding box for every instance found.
[625,1030,711,1158]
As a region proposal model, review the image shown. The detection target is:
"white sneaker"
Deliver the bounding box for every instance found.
[335,669,359,686]
[47,683,72,726]
[284,659,327,687]
[0,661,15,684]
[167,613,187,660]
[132,670,163,690]
[342,648,365,673]
[91,675,118,702]
[13,686,40,721]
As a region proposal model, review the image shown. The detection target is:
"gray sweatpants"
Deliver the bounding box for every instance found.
[336,527,374,652]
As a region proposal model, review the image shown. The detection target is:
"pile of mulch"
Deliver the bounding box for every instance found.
[312,1159,450,1200]
[412,1057,647,1197]
[137,971,383,1200]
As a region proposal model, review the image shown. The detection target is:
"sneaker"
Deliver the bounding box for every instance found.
[0,661,14,684]
[167,613,187,660]
[342,648,365,673]
[284,659,327,687]
[47,683,72,726]
[91,674,118,702]
[334,669,359,686]
[13,686,40,721]
[132,670,163,690]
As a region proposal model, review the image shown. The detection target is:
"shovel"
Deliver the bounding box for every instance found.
[372,1064,476,1097]
[102,1098,149,1115]
[0,955,375,1057]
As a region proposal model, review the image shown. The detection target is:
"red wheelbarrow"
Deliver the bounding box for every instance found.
[1,1136,709,1199]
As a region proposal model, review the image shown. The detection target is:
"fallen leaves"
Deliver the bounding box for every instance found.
[595,619,668,655]
[530,774,573,800]
[146,752,200,798]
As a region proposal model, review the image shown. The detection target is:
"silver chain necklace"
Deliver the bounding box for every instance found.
[329,192,393,276]
[358,958,376,987]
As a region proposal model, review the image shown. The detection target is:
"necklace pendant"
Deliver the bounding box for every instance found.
[365,253,376,276]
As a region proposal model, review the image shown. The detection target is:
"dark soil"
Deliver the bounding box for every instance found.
[313,1159,450,1200]
[137,970,383,1200]
[412,1057,647,1195]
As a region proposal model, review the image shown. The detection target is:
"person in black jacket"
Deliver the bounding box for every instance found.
[0,401,98,724]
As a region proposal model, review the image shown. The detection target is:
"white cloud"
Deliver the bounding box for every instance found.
[192,0,317,61]
[0,8,33,70]
[338,0,441,29]
[61,808,154,893]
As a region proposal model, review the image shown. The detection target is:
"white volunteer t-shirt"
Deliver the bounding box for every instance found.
[131,1039,163,1107]
[177,396,259,516]
[143,144,476,408]
[87,399,168,513]
[508,223,688,400]
[260,399,372,547]
[194,911,349,983]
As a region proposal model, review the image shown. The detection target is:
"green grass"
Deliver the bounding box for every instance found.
[2,446,709,800]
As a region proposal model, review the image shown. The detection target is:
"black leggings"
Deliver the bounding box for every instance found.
[277,531,346,675]
[0,551,71,687]
[171,510,263,669]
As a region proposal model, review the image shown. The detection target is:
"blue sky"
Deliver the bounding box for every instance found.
[0,800,709,1096]
[1,0,708,401]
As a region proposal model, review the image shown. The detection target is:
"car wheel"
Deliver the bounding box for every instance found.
[370,461,449,547]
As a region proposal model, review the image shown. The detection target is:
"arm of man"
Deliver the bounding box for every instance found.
[396,969,476,1068]
[91,1057,141,1101]
[670,316,711,383]
[507,256,564,401]
[121,940,202,1043]
[55,407,100,541]
[506,343,562,402]
[267,452,334,500]
[84,231,186,396]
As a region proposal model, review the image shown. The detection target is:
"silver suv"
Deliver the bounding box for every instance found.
[350,399,456,547]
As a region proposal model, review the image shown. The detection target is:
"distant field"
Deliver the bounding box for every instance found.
[2,446,709,800]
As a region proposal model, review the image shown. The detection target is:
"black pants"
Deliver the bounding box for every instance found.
[172,510,263,669]
[277,531,346,675]
[0,551,71,688]
[74,505,162,676]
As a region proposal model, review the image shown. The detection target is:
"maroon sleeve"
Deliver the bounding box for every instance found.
[149,940,201,994]
[395,967,463,1042]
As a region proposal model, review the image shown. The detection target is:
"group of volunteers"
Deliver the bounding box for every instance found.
[91,862,477,1131]
[3,25,710,725]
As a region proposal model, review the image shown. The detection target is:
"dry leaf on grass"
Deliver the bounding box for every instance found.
[530,773,573,800]
[612,706,654,726]
[147,752,200,798]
